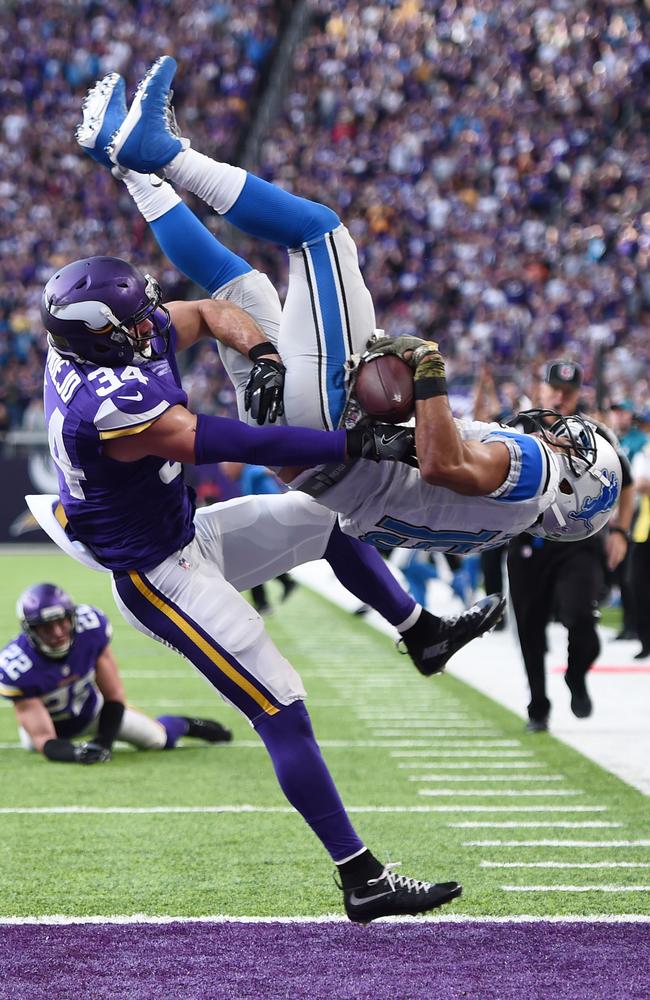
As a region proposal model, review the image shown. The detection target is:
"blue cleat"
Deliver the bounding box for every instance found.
[107,56,188,172]
[76,73,127,170]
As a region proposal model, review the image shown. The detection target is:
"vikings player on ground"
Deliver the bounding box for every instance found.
[0,583,231,763]
[82,58,622,569]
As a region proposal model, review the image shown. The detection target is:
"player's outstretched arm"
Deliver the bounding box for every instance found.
[415,395,510,495]
[103,405,414,469]
[406,344,510,496]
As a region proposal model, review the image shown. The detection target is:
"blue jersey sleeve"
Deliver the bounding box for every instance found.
[485,431,551,502]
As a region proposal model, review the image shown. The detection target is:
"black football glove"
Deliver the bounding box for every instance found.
[75,741,112,765]
[244,358,286,424]
[347,423,416,465]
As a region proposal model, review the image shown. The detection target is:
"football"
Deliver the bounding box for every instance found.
[353,354,415,423]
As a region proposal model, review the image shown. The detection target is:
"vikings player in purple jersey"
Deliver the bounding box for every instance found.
[38,251,471,923]
[0,583,231,763]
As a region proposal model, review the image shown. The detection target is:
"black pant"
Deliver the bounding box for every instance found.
[507,535,604,721]
[631,540,650,648]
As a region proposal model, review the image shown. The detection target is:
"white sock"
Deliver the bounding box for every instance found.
[117,169,182,222]
[163,148,247,215]
[396,604,422,633]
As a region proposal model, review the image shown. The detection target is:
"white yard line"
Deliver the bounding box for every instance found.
[449,821,621,829]
[464,840,650,847]
[391,740,535,760]
[4,804,582,816]
[441,805,609,812]
[482,862,650,868]
[502,885,650,893]
[409,774,566,782]
[398,762,543,769]
[419,789,581,797]
[0,914,649,925]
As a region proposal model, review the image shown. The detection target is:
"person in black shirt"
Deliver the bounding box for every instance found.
[507,361,634,732]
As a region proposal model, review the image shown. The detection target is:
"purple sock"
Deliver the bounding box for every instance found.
[255,701,364,862]
[324,522,416,626]
[156,715,190,750]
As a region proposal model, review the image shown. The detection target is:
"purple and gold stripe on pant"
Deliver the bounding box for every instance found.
[114,570,281,722]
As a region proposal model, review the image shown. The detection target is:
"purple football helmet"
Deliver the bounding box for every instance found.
[17,583,77,659]
[41,256,171,365]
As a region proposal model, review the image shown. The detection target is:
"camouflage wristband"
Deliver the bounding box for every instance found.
[414,350,447,399]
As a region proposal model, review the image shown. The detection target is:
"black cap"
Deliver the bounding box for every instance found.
[545,360,582,388]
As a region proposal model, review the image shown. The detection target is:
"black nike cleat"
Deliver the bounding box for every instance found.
[183,718,233,743]
[399,593,506,676]
[342,864,462,923]
[564,674,593,719]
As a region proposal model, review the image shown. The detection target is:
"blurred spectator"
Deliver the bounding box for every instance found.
[630,440,650,659]
[608,400,648,463]
[2,0,649,431]
[605,399,647,639]
[0,0,287,427]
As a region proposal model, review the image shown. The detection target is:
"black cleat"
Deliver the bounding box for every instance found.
[399,594,506,676]
[183,718,233,743]
[281,577,297,602]
[564,674,592,719]
[633,644,650,661]
[526,716,549,733]
[342,864,462,924]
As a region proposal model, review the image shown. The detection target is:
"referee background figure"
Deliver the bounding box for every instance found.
[506,361,635,732]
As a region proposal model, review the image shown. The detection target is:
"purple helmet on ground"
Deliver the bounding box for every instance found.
[41,256,171,365]
[16,583,77,659]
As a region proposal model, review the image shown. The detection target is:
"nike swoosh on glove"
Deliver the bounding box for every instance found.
[346,423,416,464]
[244,358,286,424]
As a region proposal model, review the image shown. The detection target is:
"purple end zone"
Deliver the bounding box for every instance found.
[3,921,648,1000]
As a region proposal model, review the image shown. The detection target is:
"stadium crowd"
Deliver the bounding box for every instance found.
[0,0,289,427]
[1,0,649,428]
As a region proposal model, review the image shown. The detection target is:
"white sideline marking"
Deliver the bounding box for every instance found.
[419,790,581,797]
[465,840,650,847]
[482,862,650,869]
[1,914,649,925]
[450,821,621,829]
[409,775,566,782]
[392,741,524,750]
[503,885,650,893]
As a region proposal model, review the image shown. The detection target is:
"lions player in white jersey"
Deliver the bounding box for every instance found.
[77,56,622,569]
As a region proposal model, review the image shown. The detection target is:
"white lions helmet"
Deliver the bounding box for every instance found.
[528,413,622,541]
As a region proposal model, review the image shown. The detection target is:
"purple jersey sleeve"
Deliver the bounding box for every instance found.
[44,321,197,571]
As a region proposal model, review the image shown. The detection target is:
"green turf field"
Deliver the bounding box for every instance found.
[0,553,647,918]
